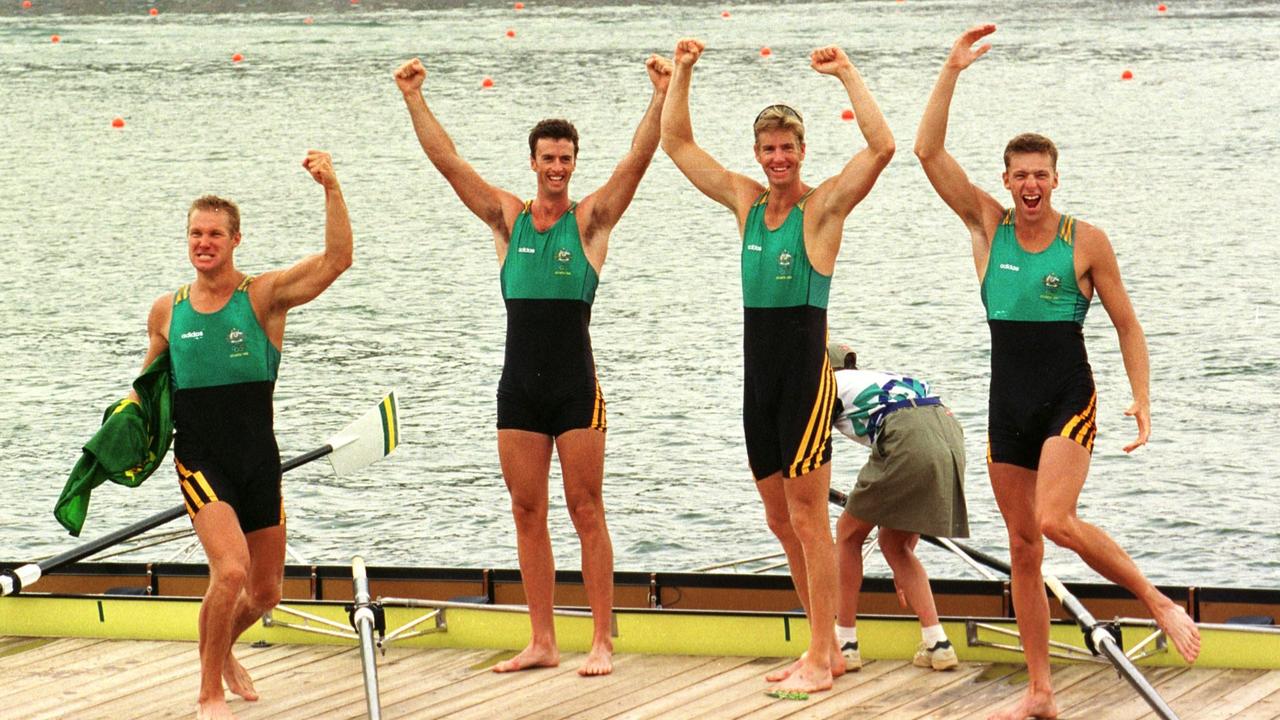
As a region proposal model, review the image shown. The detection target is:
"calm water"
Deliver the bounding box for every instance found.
[1,1,1277,589]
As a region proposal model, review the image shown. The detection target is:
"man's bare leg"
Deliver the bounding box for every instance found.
[757,474,843,682]
[1036,438,1200,662]
[835,513,875,626]
[769,463,838,695]
[219,524,286,701]
[493,429,560,673]
[193,503,250,720]
[988,463,1058,720]
[558,427,614,676]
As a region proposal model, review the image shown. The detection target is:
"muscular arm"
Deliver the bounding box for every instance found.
[660,39,761,224]
[1082,225,1151,452]
[394,58,523,239]
[128,294,172,402]
[259,151,354,324]
[579,55,672,260]
[914,25,1004,273]
[805,47,895,273]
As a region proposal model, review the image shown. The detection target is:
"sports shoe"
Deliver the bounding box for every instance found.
[912,639,958,670]
[840,640,862,671]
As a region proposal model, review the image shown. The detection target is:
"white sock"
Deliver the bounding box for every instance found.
[921,624,947,647]
[836,624,858,645]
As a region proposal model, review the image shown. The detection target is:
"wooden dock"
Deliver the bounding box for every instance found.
[2,636,1278,719]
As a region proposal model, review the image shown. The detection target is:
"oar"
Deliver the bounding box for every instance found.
[350,556,383,720]
[1,391,402,597]
[826,486,1179,720]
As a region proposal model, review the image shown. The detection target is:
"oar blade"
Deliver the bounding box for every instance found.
[327,391,402,476]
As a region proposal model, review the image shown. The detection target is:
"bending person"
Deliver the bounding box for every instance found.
[394,54,671,676]
[826,342,967,673]
[132,152,353,720]
[914,24,1199,720]
[662,38,894,695]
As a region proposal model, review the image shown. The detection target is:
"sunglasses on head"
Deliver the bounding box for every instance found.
[754,104,803,125]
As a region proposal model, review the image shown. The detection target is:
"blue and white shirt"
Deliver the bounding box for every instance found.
[832,369,934,446]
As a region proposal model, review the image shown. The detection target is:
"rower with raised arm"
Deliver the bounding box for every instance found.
[661,38,894,696]
[913,24,1200,720]
[131,151,352,720]
[393,53,671,677]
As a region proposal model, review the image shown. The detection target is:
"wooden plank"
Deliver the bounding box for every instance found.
[118,643,354,720]
[608,657,793,719]
[725,661,918,720]
[365,651,587,720]
[729,662,982,720]
[1057,666,1187,720]
[947,662,1112,720]
[1176,668,1280,720]
[561,655,759,720]
[247,647,493,720]
[1226,685,1280,720]
[1067,667,1230,720]
[524,653,717,719]
[898,664,1026,720]
[12,640,194,718]
[1170,668,1268,717]
[468,654,685,720]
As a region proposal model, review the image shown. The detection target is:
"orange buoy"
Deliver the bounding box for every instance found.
[841,109,855,121]
[506,29,515,38]
[303,16,314,24]
[111,117,125,128]
[1121,69,1134,80]
[22,0,32,8]
[232,53,243,62]
[148,7,158,16]
[759,47,771,57]
[721,10,731,18]
[51,34,60,43]
[481,76,494,88]
[514,1,524,8]
[1157,3,1167,11]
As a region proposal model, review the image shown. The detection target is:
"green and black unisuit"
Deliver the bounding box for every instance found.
[982,210,1097,470]
[497,201,605,436]
[168,276,283,532]
[739,189,834,480]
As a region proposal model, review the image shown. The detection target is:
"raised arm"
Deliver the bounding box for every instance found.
[1081,225,1151,453]
[579,55,671,243]
[251,151,353,341]
[660,39,761,219]
[394,58,522,235]
[914,25,1004,244]
[805,46,895,267]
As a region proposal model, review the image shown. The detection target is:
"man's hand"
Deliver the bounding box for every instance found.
[394,58,427,95]
[646,54,674,92]
[946,24,996,72]
[810,45,853,76]
[673,38,705,69]
[302,150,338,190]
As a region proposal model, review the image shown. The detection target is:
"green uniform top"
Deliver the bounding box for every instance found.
[500,201,598,304]
[168,277,281,390]
[982,210,1090,324]
[741,190,830,309]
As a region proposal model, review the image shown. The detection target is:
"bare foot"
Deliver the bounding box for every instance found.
[196,697,238,720]
[492,643,559,673]
[767,658,832,695]
[1152,602,1200,663]
[222,652,259,702]
[578,640,613,676]
[765,655,803,683]
[829,647,847,678]
[987,688,1058,720]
